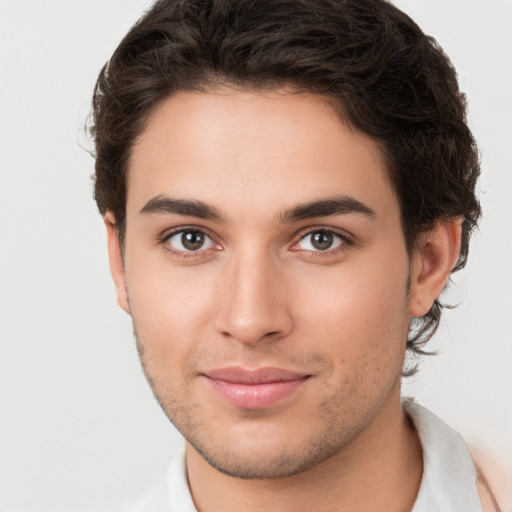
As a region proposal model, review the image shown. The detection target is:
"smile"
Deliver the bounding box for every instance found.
[202,367,311,410]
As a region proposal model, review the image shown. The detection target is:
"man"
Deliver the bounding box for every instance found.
[90,0,492,510]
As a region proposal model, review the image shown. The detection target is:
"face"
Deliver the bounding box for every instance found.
[114,89,415,479]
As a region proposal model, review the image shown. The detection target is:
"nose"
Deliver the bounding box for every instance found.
[215,249,293,345]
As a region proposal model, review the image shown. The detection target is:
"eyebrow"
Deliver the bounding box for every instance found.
[140,194,376,224]
[278,195,376,223]
[140,195,224,222]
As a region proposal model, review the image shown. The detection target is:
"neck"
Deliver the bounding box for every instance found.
[186,387,422,512]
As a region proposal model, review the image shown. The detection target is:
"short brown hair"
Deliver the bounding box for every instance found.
[90,0,481,371]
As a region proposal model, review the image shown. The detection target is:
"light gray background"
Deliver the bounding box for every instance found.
[0,1,511,510]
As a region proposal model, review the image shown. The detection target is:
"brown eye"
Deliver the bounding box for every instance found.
[182,231,205,250]
[311,232,334,250]
[298,230,345,251]
[166,229,216,252]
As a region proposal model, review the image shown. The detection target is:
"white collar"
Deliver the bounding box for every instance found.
[407,402,482,512]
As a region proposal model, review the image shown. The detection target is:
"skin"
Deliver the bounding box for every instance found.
[106,89,461,512]
[472,450,509,511]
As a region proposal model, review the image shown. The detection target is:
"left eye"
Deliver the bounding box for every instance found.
[165,230,216,252]
[297,230,345,251]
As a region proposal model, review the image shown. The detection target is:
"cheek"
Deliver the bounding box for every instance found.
[293,259,410,369]
[125,260,220,359]
[306,285,407,413]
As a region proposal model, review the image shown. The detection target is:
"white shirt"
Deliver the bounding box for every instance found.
[110,403,482,512]
[407,403,482,512]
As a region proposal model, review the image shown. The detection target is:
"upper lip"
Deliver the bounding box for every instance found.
[202,367,310,384]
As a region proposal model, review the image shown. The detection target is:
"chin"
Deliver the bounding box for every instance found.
[188,438,341,480]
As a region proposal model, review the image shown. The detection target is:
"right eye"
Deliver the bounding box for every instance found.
[296,229,346,252]
[164,229,217,253]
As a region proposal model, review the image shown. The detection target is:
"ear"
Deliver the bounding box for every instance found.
[408,219,462,318]
[104,212,130,314]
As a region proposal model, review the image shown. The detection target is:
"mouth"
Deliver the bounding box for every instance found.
[201,367,311,410]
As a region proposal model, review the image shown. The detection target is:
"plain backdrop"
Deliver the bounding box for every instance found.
[0,1,511,510]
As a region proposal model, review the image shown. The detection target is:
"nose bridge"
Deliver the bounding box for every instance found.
[216,245,292,344]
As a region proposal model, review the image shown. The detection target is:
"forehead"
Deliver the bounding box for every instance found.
[127,89,398,223]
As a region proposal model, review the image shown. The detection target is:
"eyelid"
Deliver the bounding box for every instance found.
[160,225,221,254]
[157,224,353,257]
[160,224,216,241]
[290,226,354,253]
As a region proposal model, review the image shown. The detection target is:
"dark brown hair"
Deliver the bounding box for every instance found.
[90,0,481,371]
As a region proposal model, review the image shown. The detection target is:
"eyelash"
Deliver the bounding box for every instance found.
[160,226,220,258]
[159,226,353,259]
[291,227,353,258]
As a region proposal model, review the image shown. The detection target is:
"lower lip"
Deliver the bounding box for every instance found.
[205,377,308,409]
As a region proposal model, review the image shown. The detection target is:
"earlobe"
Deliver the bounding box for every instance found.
[104,212,130,314]
[408,219,462,318]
